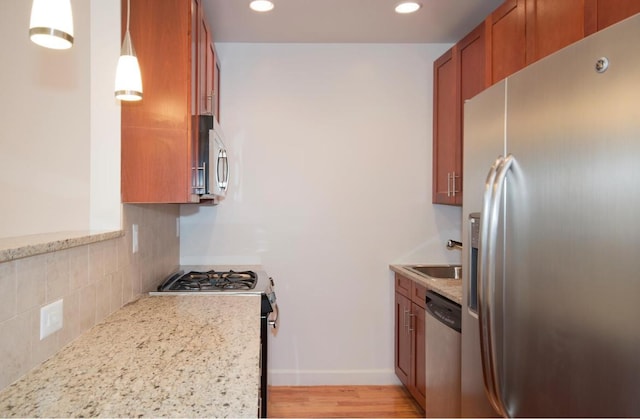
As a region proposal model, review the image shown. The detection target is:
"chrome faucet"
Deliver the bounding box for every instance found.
[446,239,463,250]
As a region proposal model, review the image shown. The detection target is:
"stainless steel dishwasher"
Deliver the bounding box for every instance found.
[425,290,461,418]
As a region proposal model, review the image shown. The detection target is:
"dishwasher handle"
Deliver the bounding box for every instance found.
[425,291,462,333]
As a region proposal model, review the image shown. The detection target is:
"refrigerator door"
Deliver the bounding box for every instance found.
[461,80,506,417]
[492,14,640,417]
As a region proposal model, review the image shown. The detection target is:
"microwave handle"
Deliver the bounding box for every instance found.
[223,151,229,190]
[217,149,229,191]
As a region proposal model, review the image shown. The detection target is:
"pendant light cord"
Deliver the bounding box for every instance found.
[126,0,131,32]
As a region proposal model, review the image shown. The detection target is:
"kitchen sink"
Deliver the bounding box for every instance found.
[405,265,462,280]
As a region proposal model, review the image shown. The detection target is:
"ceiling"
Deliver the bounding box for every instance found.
[202,0,504,44]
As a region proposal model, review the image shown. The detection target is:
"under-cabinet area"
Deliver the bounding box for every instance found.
[0,295,261,417]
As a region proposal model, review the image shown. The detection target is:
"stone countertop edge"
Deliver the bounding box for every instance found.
[0,294,262,418]
[0,230,124,263]
[390,264,462,304]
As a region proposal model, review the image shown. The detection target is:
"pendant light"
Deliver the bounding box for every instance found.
[29,0,74,50]
[115,0,143,101]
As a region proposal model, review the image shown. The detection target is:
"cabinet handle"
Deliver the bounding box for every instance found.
[192,161,206,194]
[452,171,459,197]
[403,308,409,333]
[447,172,452,197]
[408,312,415,333]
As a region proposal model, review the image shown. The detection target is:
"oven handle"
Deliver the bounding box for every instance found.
[268,303,279,329]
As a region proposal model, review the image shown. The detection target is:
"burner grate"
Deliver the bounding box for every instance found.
[167,270,257,291]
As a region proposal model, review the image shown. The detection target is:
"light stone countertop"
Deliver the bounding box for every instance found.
[0,294,261,418]
[0,230,124,263]
[390,264,462,304]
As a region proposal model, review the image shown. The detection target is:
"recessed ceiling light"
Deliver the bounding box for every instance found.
[250,0,274,12]
[395,2,422,14]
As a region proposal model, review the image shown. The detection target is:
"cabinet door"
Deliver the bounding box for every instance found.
[584,0,640,33]
[121,0,193,203]
[205,38,215,116]
[432,48,459,205]
[214,54,221,121]
[458,22,486,196]
[395,273,412,298]
[198,3,214,115]
[488,0,526,84]
[395,292,412,387]
[526,0,587,64]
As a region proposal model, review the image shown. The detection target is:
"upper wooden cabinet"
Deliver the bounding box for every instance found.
[584,0,640,33]
[121,0,219,203]
[487,0,526,85]
[431,0,640,205]
[198,3,221,120]
[432,48,459,205]
[433,23,486,206]
[458,23,487,180]
[487,0,640,84]
[525,0,588,64]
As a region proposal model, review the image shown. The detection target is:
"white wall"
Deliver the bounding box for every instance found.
[0,0,121,238]
[180,43,462,384]
[90,0,122,231]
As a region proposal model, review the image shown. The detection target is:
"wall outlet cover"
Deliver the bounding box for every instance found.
[40,299,63,340]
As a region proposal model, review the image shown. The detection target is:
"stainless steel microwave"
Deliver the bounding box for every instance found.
[192,115,229,202]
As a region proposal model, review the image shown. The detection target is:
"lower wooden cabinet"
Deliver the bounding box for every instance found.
[394,274,427,410]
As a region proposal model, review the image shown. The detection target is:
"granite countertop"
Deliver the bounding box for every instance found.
[0,295,261,418]
[390,264,462,304]
[0,230,124,263]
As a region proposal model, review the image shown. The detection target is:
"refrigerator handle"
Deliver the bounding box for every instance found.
[479,155,515,418]
[478,156,503,415]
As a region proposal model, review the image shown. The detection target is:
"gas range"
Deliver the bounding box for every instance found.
[150,266,278,418]
[151,267,274,296]
[156,269,260,292]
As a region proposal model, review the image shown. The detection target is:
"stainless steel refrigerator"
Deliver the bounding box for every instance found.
[461,13,640,418]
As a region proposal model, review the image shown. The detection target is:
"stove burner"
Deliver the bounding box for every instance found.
[165,270,257,291]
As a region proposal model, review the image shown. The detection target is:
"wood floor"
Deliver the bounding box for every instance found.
[267,385,424,418]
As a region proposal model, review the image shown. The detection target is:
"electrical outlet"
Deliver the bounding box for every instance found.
[132,224,139,253]
[40,299,63,340]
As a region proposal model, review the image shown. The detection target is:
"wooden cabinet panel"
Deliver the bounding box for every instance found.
[526,0,587,64]
[458,22,487,189]
[412,282,427,309]
[214,55,221,121]
[459,23,487,105]
[395,291,412,387]
[432,48,459,205]
[198,5,211,116]
[121,0,191,130]
[395,274,412,298]
[121,0,195,203]
[121,126,190,203]
[197,2,219,120]
[432,23,485,206]
[585,0,640,33]
[488,0,526,84]
[395,275,427,411]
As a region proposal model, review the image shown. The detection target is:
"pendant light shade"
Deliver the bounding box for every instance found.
[29,0,74,50]
[115,0,143,101]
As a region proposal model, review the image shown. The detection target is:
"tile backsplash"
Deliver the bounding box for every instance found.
[0,204,180,391]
